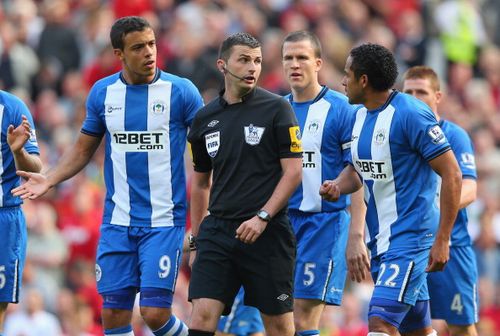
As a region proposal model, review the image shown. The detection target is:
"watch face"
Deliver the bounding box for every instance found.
[257,210,270,222]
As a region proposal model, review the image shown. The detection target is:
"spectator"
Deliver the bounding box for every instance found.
[4,288,63,336]
[26,202,69,313]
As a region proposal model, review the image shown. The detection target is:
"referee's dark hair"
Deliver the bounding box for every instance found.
[218,32,261,61]
[110,16,152,51]
[282,30,322,58]
[349,43,398,91]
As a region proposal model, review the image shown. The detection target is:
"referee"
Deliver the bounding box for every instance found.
[187,32,302,336]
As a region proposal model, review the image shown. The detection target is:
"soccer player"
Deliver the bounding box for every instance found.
[0,90,41,335]
[319,43,462,336]
[12,16,203,336]
[187,32,302,336]
[403,66,479,336]
[281,30,365,336]
[216,288,264,336]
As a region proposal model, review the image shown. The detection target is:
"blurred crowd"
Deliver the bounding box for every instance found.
[0,0,499,335]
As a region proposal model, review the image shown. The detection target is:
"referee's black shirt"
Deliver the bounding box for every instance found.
[188,87,302,220]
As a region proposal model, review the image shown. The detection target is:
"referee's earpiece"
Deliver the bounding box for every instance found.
[220,63,245,80]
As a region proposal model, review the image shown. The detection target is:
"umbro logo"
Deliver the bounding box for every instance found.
[208,120,219,127]
[276,294,289,301]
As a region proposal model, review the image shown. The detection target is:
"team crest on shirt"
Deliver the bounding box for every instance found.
[427,125,446,144]
[95,264,102,282]
[374,129,387,145]
[244,124,265,145]
[306,119,321,135]
[151,100,166,115]
[205,131,220,157]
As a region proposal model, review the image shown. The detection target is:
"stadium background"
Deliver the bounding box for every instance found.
[0,0,499,335]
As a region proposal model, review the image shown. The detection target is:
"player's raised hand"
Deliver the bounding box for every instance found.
[11,171,50,200]
[7,115,32,153]
[319,180,340,202]
[346,235,370,282]
[426,238,449,272]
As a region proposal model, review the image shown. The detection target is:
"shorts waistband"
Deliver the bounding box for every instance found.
[0,205,21,211]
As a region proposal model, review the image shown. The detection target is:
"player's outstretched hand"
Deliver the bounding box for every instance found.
[235,216,268,244]
[346,236,370,282]
[426,238,449,272]
[7,115,31,153]
[319,180,340,202]
[11,171,50,200]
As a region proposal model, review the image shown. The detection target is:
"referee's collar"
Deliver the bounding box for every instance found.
[218,88,257,107]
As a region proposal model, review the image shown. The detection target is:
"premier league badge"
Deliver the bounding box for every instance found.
[244,124,265,145]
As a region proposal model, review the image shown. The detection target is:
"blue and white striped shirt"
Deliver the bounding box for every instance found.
[287,87,357,213]
[0,91,39,207]
[82,70,203,227]
[350,91,450,256]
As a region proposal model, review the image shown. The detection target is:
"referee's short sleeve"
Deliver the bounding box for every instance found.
[274,98,303,159]
[188,116,212,172]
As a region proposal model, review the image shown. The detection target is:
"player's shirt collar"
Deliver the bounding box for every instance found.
[287,85,329,104]
[367,90,398,113]
[119,68,160,85]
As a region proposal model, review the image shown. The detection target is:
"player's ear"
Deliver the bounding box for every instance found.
[360,74,368,88]
[315,58,322,72]
[113,48,124,61]
[435,91,443,104]
[216,59,226,73]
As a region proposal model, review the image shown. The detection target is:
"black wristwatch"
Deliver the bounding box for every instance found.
[256,209,271,222]
[188,234,197,251]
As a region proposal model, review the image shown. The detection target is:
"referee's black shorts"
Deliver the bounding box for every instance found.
[188,212,296,316]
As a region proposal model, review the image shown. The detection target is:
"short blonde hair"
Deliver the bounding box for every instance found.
[403,66,440,91]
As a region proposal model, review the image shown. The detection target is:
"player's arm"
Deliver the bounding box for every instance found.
[188,170,211,267]
[320,164,362,202]
[11,149,42,174]
[259,157,302,217]
[190,170,211,238]
[236,157,302,244]
[459,178,476,209]
[7,115,42,173]
[426,150,462,272]
[346,186,369,282]
[12,133,102,199]
[452,128,477,208]
[187,125,213,265]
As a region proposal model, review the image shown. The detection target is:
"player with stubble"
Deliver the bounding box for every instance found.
[281,30,366,336]
[13,16,203,336]
[187,32,302,336]
[320,43,462,336]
